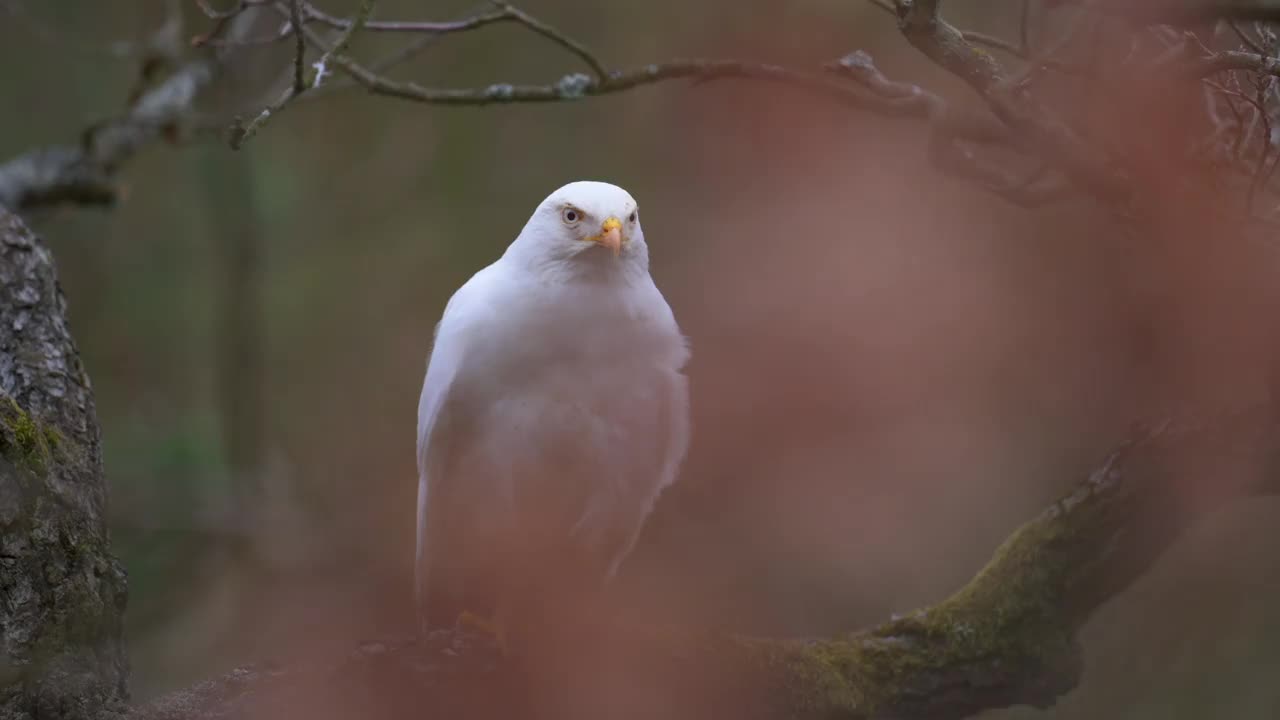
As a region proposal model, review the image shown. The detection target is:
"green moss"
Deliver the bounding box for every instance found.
[0,395,58,474]
[743,633,943,716]
[776,640,865,714]
[870,519,1074,674]
[753,483,1120,717]
[42,424,62,452]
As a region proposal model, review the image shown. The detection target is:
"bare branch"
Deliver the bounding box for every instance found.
[827,49,1071,206]
[1196,49,1280,76]
[490,1,608,80]
[327,52,868,107]
[1229,19,1269,53]
[194,0,272,21]
[296,1,507,33]
[889,1,1135,210]
[290,0,307,93]
[308,0,375,86]
[192,0,275,45]
[825,51,1009,143]
[228,0,376,149]
[37,0,1280,217]
[0,59,217,212]
[294,0,608,78]
[1019,0,1032,53]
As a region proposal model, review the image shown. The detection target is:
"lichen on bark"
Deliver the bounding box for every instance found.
[0,210,128,720]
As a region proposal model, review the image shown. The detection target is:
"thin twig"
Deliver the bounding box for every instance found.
[282,0,1066,208]
[896,0,1129,205]
[298,16,1001,150]
[1195,50,1280,79]
[1019,0,1031,55]
[308,0,375,88]
[192,0,274,45]
[1229,20,1267,54]
[1206,78,1250,155]
[194,0,270,21]
[298,1,606,78]
[490,1,607,80]
[1248,72,1274,211]
[272,1,494,103]
[290,0,307,93]
[299,2,509,34]
[831,48,1069,206]
[229,0,376,149]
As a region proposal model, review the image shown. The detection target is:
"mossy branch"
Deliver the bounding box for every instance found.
[0,395,61,474]
[711,408,1280,719]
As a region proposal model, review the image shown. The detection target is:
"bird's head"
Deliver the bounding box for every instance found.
[507,181,648,275]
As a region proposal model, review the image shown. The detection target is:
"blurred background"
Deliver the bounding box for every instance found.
[3,1,1280,717]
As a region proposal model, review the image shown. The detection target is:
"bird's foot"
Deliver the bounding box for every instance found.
[456,610,510,657]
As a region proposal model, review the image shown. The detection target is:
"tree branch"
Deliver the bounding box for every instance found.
[1196,48,1280,76]
[895,0,1133,207]
[0,58,217,212]
[289,0,307,93]
[228,0,376,149]
[16,0,1280,219]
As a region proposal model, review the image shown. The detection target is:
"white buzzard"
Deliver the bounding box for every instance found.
[415,181,690,644]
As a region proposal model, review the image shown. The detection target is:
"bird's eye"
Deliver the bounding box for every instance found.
[562,208,580,224]
[628,211,637,223]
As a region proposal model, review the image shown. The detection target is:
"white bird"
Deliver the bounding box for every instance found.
[414,181,690,645]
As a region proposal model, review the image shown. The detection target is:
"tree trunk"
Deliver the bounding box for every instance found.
[0,210,128,719]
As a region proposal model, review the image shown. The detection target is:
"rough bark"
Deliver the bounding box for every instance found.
[0,211,128,719]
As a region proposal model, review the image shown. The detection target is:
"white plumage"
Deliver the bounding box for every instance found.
[414,181,690,636]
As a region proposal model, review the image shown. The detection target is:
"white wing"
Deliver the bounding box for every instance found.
[576,280,692,578]
[600,367,690,578]
[413,264,501,631]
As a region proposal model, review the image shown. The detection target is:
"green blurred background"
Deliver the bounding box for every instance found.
[3,1,1280,717]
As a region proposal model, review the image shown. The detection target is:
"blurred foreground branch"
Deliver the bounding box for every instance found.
[7,3,1280,718]
[125,408,1280,720]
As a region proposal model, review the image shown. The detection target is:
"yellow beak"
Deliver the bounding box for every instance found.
[591,217,623,257]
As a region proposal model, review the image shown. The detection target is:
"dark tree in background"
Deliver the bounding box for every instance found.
[5,1,1280,718]
[203,149,266,521]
